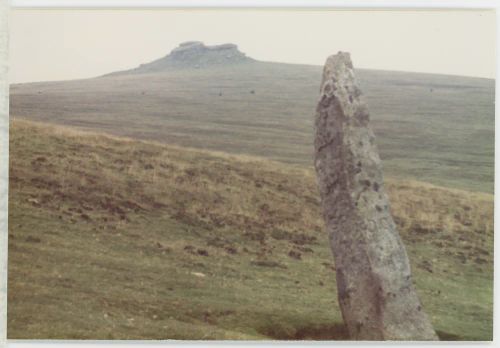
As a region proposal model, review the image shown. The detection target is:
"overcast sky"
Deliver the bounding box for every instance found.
[9,9,496,83]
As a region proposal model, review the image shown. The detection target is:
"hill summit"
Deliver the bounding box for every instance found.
[108,41,253,76]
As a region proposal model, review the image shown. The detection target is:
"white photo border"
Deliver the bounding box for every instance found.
[1,1,498,348]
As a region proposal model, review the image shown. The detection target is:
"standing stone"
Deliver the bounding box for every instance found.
[314,52,437,340]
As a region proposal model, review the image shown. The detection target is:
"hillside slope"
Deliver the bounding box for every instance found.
[10,47,494,192]
[8,120,493,340]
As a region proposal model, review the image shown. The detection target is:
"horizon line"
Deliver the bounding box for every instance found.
[10,60,495,85]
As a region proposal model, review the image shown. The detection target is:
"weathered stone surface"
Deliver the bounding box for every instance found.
[314,52,437,340]
[169,42,247,66]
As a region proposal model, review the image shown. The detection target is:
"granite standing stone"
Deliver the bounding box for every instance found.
[314,52,437,340]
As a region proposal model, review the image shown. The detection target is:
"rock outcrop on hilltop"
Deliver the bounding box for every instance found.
[314,52,438,340]
[168,41,250,67]
[107,41,253,76]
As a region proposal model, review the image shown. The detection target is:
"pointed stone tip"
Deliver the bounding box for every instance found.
[325,51,353,69]
[320,51,354,87]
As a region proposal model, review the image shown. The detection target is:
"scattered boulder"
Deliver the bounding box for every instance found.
[27,198,40,206]
[184,245,195,254]
[191,272,206,278]
[25,236,41,243]
[80,213,91,221]
[250,260,287,269]
[288,250,302,260]
[224,246,238,254]
[418,260,434,273]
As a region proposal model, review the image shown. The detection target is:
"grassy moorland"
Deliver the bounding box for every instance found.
[8,120,493,340]
[10,61,494,193]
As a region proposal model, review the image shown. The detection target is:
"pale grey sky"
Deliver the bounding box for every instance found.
[9,9,496,83]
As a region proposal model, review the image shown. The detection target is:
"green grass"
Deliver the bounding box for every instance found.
[8,120,493,340]
[10,61,494,193]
